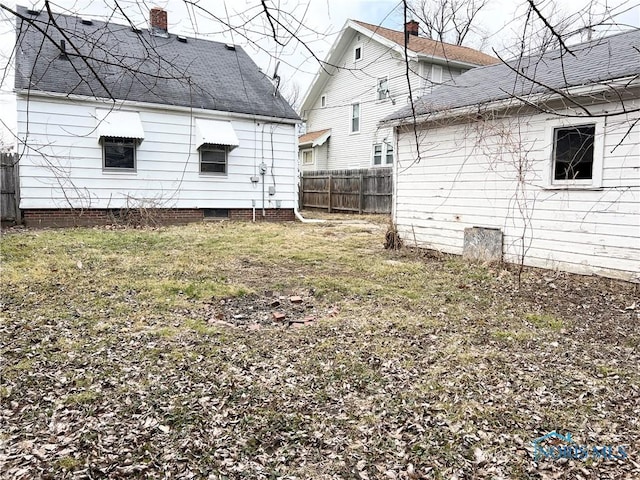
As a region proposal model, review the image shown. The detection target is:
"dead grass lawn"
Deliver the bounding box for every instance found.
[1,220,638,479]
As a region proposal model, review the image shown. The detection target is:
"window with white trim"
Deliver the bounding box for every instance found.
[102,137,137,170]
[351,103,360,133]
[372,143,393,166]
[553,125,595,181]
[545,119,603,188]
[385,142,394,164]
[373,144,383,165]
[302,149,314,165]
[377,77,389,100]
[321,95,327,108]
[354,46,362,61]
[199,144,228,174]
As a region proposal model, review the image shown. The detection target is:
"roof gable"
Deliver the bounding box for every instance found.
[352,20,497,66]
[385,28,640,123]
[299,19,497,116]
[14,6,299,120]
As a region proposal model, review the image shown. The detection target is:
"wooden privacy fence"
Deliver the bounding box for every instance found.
[300,167,392,214]
[1,152,20,224]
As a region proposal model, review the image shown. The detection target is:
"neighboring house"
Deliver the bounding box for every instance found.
[383,30,640,281]
[14,6,300,227]
[298,19,496,172]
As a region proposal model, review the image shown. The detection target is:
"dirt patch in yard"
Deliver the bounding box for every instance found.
[203,291,338,329]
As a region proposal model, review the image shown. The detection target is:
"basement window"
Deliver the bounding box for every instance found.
[102,137,137,170]
[200,144,228,174]
[203,208,229,218]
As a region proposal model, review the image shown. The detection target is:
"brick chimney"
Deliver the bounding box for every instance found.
[405,20,419,37]
[150,7,168,37]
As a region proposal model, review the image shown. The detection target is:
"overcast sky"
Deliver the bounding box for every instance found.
[1,0,639,146]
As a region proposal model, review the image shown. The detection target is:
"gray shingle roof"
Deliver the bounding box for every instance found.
[14,5,299,121]
[385,29,640,123]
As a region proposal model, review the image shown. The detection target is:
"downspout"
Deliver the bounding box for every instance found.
[393,126,399,226]
[294,206,324,223]
[260,162,266,217]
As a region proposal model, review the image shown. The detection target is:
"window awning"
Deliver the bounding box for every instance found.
[298,129,331,148]
[96,109,144,140]
[195,119,239,150]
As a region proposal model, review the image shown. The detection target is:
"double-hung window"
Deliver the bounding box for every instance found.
[102,137,137,170]
[385,143,394,164]
[351,103,360,133]
[372,142,393,166]
[199,144,228,174]
[373,144,383,165]
[96,109,144,171]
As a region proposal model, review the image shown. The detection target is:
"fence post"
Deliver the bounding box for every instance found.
[298,173,303,210]
[13,154,21,224]
[327,174,332,213]
[358,173,364,214]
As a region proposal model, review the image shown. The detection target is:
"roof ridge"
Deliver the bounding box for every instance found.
[499,27,640,66]
[31,6,232,48]
[350,19,493,57]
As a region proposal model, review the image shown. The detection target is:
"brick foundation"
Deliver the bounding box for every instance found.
[228,208,295,222]
[22,208,295,228]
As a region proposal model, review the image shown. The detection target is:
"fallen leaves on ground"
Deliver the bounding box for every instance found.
[1,221,638,479]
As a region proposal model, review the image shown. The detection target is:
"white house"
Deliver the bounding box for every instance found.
[14,6,300,227]
[298,19,496,172]
[383,30,640,282]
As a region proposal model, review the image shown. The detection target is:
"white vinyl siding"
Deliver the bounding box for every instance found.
[302,31,473,171]
[393,100,640,281]
[17,97,298,210]
[304,36,422,170]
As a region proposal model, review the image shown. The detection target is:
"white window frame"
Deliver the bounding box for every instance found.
[377,76,389,101]
[385,142,394,165]
[354,46,362,62]
[544,117,604,189]
[372,142,394,166]
[372,143,383,165]
[301,148,314,165]
[320,94,327,108]
[199,144,228,175]
[350,102,361,134]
